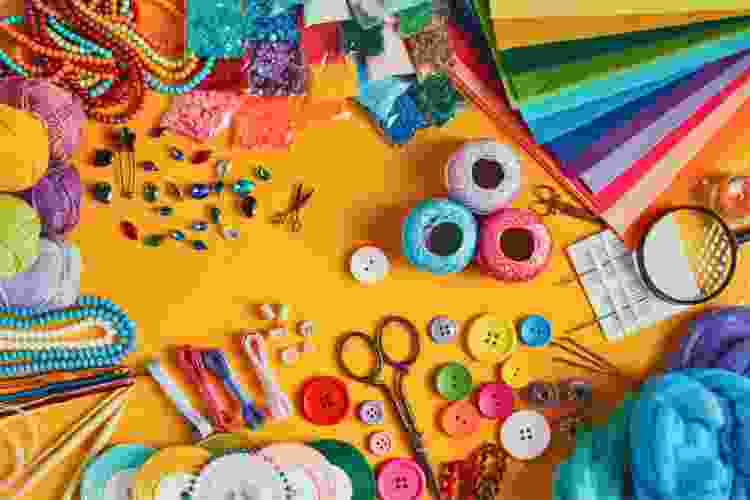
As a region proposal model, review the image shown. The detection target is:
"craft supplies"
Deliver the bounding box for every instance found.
[445,140,522,215]
[549,337,634,384]
[169,230,186,241]
[241,196,259,218]
[705,174,750,220]
[350,246,390,285]
[192,451,290,500]
[0,238,80,313]
[168,147,185,161]
[255,165,273,181]
[529,185,604,225]
[477,383,515,420]
[20,163,81,240]
[191,221,208,232]
[525,379,594,408]
[191,150,211,165]
[500,356,532,389]
[519,315,552,347]
[477,209,552,282]
[309,440,374,500]
[435,362,473,401]
[301,376,351,425]
[440,400,481,437]
[80,444,156,500]
[93,150,113,167]
[233,96,297,151]
[402,198,479,275]
[499,410,551,461]
[209,207,221,224]
[93,183,113,204]
[157,206,174,217]
[369,431,393,456]
[336,316,441,500]
[465,314,517,363]
[131,446,212,500]
[121,222,139,239]
[358,400,386,425]
[0,105,47,192]
[278,303,290,322]
[0,196,39,280]
[190,184,211,200]
[201,349,265,431]
[377,458,426,500]
[143,235,164,247]
[405,15,452,79]
[281,345,300,365]
[146,359,215,440]
[143,182,160,203]
[272,184,314,232]
[140,161,159,173]
[242,333,294,421]
[116,127,137,199]
[428,316,458,344]
[260,303,276,321]
[249,42,308,97]
[298,320,315,337]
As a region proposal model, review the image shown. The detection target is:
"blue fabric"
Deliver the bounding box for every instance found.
[631,369,750,500]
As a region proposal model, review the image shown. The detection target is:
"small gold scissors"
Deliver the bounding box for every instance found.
[272,184,314,232]
[530,185,604,225]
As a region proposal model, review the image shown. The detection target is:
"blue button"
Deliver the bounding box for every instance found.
[519,315,552,347]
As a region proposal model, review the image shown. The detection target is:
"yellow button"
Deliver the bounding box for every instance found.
[501,356,532,389]
[466,314,517,363]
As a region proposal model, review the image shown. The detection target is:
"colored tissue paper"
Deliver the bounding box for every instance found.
[365,21,416,81]
[249,42,308,96]
[341,20,385,57]
[302,23,344,65]
[197,48,254,91]
[308,58,360,99]
[404,14,452,79]
[161,91,243,142]
[233,96,296,151]
[348,0,387,29]
[187,0,247,58]
[304,0,352,26]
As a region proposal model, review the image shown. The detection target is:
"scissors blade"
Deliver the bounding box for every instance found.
[412,445,442,500]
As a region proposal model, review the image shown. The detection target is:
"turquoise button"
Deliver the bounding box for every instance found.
[520,315,552,347]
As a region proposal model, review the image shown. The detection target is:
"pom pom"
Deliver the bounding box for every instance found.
[0,77,86,162]
[20,161,82,239]
[0,238,80,312]
[0,104,49,191]
[0,194,41,279]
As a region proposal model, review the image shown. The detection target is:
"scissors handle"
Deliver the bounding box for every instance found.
[336,331,385,386]
[375,316,421,368]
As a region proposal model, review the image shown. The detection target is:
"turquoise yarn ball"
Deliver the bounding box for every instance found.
[402,198,479,275]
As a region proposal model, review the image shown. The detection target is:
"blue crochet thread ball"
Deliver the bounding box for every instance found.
[402,198,479,275]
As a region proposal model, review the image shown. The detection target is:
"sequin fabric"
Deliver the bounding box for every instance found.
[161,91,242,142]
[233,96,296,151]
[405,15,453,78]
[245,9,301,43]
[187,0,247,58]
[414,71,459,126]
[249,42,307,96]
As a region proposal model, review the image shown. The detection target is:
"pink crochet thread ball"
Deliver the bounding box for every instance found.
[20,161,82,240]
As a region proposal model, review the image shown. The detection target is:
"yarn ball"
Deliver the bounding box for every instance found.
[20,161,82,239]
[0,104,49,191]
[0,77,86,162]
[0,194,41,279]
[0,238,81,312]
[667,306,750,376]
[402,198,478,275]
[630,369,750,500]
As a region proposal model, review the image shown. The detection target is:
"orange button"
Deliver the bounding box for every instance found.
[440,400,481,437]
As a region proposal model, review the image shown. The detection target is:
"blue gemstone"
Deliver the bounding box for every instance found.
[191,184,211,199]
[192,221,208,231]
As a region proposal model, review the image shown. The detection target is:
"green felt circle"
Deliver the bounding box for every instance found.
[308,439,376,500]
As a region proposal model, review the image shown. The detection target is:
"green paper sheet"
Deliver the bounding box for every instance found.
[490,0,750,19]
[498,15,750,107]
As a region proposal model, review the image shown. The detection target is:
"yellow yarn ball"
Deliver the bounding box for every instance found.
[0,195,41,279]
[0,104,49,191]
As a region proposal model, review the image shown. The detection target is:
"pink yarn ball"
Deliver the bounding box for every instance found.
[477,209,552,282]
[20,161,82,239]
[0,77,86,162]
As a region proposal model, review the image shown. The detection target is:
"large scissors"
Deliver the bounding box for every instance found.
[530,185,604,225]
[336,316,441,500]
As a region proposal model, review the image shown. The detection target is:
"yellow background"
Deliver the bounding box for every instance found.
[2,5,750,500]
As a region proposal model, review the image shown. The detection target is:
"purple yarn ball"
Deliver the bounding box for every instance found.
[0,77,86,162]
[20,161,82,239]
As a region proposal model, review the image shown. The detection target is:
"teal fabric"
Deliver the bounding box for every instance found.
[554,393,637,500]
[631,370,750,500]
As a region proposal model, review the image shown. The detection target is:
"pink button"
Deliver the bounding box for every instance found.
[377,458,426,500]
[368,431,393,456]
[477,383,515,420]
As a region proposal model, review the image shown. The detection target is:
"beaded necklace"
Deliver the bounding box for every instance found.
[0,0,215,123]
[0,295,136,378]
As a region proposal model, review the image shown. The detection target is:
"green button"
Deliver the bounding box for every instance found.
[435,362,473,401]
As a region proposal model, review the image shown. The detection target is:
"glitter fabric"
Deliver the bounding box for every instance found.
[161,91,243,142]
[245,8,302,43]
[249,42,308,96]
[198,49,254,91]
[233,96,296,151]
[414,71,459,126]
[405,15,453,78]
[188,0,247,58]
[341,20,385,57]
[301,23,344,65]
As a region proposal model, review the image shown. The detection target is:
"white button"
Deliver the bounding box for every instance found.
[500,410,551,460]
[350,246,390,285]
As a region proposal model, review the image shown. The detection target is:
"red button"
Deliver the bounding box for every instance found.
[301,376,351,426]
[477,383,514,420]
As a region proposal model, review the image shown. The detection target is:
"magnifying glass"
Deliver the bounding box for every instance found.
[636,206,748,305]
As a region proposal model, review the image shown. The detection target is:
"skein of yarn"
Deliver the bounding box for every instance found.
[0,78,86,162]
[0,104,48,192]
[0,195,41,279]
[0,238,81,313]
[20,162,82,240]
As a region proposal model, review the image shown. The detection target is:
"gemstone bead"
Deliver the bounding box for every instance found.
[170,230,186,241]
[222,227,240,240]
[213,181,225,194]
[165,182,184,201]
[144,234,164,247]
[140,160,159,172]
[143,182,160,203]
[168,146,185,161]
[191,221,209,231]
[255,166,272,181]
[216,159,232,179]
[210,206,221,224]
[232,179,256,195]
[93,182,113,203]
[192,240,208,251]
[191,183,211,199]
[93,149,114,167]
[148,127,167,138]
[118,127,136,147]
[192,150,212,164]
[121,221,139,240]
[242,196,258,218]
[158,206,174,216]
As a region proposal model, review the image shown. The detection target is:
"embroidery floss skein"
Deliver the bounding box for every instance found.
[241,333,293,421]
[20,162,82,240]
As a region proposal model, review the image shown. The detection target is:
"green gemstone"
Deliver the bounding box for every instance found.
[255,166,272,181]
[143,182,159,203]
[143,234,164,247]
[210,206,221,224]
[232,179,255,195]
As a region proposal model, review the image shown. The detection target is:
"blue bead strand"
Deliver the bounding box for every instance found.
[0,296,136,378]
